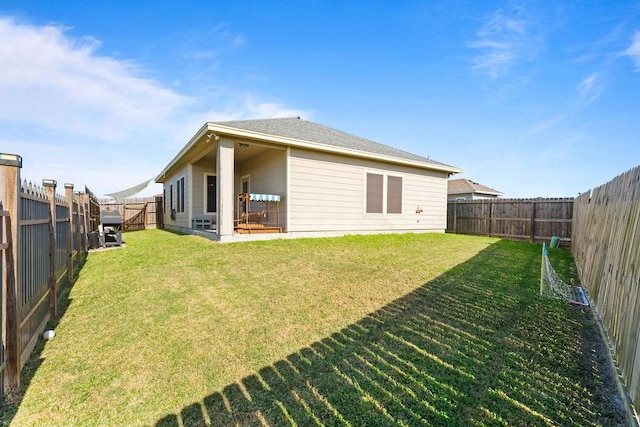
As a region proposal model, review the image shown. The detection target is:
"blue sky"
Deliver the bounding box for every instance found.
[1,1,639,198]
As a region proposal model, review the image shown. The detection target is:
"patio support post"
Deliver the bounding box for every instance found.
[217,138,235,237]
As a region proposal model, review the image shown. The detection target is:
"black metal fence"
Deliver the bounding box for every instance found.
[19,185,51,368]
[0,153,100,392]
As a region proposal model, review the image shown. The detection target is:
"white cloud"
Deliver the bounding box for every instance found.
[211,22,246,47]
[182,22,245,60]
[624,31,640,71]
[238,95,311,119]
[579,72,602,104]
[183,50,221,60]
[0,17,191,140]
[468,9,543,78]
[0,16,306,197]
[528,113,568,134]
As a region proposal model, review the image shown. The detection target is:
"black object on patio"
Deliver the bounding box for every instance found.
[99,210,123,247]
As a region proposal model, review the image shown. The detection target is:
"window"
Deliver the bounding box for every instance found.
[241,175,250,194]
[170,184,174,211]
[387,175,403,214]
[176,176,185,213]
[206,175,217,213]
[366,173,384,213]
[366,172,403,214]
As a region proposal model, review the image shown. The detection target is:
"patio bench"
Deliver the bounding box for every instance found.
[192,215,215,230]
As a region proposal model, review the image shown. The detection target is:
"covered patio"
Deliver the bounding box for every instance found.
[156,121,288,241]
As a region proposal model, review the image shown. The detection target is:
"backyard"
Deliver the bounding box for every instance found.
[1,230,626,426]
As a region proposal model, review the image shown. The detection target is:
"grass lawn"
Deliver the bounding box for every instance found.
[2,230,626,426]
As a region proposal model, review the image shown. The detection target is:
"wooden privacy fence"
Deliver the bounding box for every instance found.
[0,204,9,397]
[572,165,640,411]
[0,154,99,392]
[447,198,574,245]
[99,196,163,231]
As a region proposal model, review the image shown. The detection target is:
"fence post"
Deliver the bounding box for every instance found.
[156,195,164,229]
[43,179,57,318]
[488,201,493,237]
[530,201,536,242]
[143,202,148,229]
[74,191,84,255]
[81,193,89,253]
[452,202,457,234]
[65,184,74,283]
[484,200,490,236]
[0,153,22,389]
[123,200,127,232]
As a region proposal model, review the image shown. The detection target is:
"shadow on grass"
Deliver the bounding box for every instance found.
[156,241,626,426]
[0,255,86,425]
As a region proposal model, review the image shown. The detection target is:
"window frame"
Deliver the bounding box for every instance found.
[241,174,251,195]
[204,173,217,214]
[364,171,403,215]
[386,175,403,214]
[169,184,174,212]
[366,172,384,214]
[176,176,185,213]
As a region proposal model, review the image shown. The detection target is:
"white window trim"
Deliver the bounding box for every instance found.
[176,175,186,213]
[204,173,217,214]
[241,174,251,194]
[169,183,174,213]
[365,171,384,215]
[386,174,404,215]
[364,170,404,215]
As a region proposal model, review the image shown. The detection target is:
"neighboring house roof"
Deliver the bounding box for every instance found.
[448,178,503,197]
[156,117,461,181]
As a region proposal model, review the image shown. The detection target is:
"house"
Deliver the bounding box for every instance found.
[155,117,461,242]
[447,178,503,201]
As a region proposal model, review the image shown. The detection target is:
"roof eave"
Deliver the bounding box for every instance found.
[206,123,462,174]
[156,122,463,182]
[448,190,503,196]
[474,190,503,196]
[154,123,210,183]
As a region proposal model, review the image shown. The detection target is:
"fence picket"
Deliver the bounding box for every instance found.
[0,153,104,390]
[447,198,574,245]
[98,196,160,231]
[572,164,640,414]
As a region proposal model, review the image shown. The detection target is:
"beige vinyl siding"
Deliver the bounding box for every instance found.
[236,149,285,194]
[288,148,448,233]
[192,159,213,215]
[163,164,191,229]
[404,170,448,226]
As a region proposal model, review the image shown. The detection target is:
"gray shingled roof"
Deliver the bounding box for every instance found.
[211,117,454,168]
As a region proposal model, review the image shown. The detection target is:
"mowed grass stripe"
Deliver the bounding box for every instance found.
[3,230,625,426]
